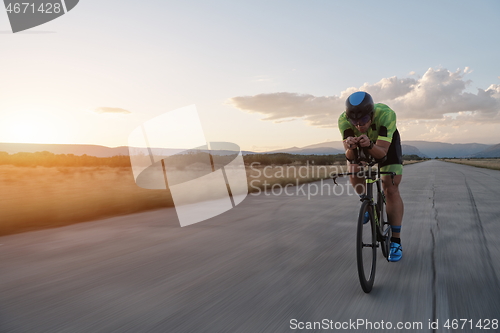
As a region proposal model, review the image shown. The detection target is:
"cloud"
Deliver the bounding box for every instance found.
[229,92,344,127]
[228,67,500,127]
[253,75,273,82]
[93,107,132,114]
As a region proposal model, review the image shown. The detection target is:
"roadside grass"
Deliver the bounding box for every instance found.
[401,160,422,166]
[1,160,423,236]
[246,163,347,192]
[0,166,172,236]
[443,159,500,171]
[246,159,424,191]
[0,164,348,236]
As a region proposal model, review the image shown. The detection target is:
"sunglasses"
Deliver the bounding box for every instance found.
[348,115,371,127]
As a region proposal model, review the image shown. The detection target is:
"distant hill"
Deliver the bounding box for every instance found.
[0,143,129,157]
[401,145,427,158]
[1,140,496,158]
[260,140,493,158]
[264,145,344,155]
[301,141,345,150]
[470,143,500,158]
[404,141,492,158]
[266,141,427,157]
[0,143,214,159]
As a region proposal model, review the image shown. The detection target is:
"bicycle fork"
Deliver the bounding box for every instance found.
[363,178,380,227]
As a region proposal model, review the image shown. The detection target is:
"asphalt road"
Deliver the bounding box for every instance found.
[1,160,499,332]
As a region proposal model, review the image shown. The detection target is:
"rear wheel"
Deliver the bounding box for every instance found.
[381,221,392,259]
[377,187,391,259]
[356,201,376,293]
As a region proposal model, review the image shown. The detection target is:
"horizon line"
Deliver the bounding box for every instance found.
[1,140,499,149]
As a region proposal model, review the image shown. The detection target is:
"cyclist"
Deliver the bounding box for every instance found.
[338,91,404,262]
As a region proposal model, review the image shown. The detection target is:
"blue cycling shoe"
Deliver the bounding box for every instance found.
[388,242,403,262]
[363,211,369,224]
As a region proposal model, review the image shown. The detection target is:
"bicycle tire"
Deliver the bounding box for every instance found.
[356,200,376,293]
[380,220,392,260]
[376,185,391,260]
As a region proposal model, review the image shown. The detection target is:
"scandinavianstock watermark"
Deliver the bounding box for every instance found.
[248,162,364,200]
[128,105,248,227]
[127,106,362,227]
[4,0,79,33]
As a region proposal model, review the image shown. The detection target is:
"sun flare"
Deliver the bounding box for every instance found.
[3,111,65,144]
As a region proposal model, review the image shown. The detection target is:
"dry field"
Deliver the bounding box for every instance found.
[0,164,350,235]
[246,163,347,191]
[1,161,424,235]
[402,160,425,165]
[0,166,172,236]
[444,159,500,171]
[246,160,424,191]
[0,160,430,235]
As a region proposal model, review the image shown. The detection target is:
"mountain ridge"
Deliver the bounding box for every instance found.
[1,141,499,158]
[0,143,129,158]
[470,143,500,158]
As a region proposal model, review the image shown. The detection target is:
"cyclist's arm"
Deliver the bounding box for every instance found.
[365,103,396,160]
[343,136,359,162]
[358,135,390,160]
[370,140,390,160]
[345,147,358,162]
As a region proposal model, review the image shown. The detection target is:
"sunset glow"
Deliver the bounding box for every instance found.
[1,1,499,149]
[3,111,66,144]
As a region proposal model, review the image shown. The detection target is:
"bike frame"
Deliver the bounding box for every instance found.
[334,167,395,253]
[362,170,393,248]
[332,148,396,292]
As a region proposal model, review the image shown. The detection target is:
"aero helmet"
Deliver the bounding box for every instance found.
[345,91,374,126]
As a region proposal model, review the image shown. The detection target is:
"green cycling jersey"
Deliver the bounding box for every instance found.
[338,103,403,175]
[338,103,397,143]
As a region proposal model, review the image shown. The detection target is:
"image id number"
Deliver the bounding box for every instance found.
[6,3,62,14]
[443,319,498,330]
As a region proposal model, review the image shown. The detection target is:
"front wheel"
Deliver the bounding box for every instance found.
[356,201,376,293]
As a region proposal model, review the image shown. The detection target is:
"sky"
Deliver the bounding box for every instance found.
[1,0,500,152]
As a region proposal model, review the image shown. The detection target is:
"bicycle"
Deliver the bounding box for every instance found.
[332,146,396,293]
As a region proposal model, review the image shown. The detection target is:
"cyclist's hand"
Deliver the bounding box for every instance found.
[343,136,359,150]
[358,135,372,148]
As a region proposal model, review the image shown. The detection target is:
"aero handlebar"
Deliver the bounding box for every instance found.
[332,144,396,185]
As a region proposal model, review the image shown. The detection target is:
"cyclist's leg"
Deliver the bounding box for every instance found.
[381,171,404,237]
[348,161,365,195]
[382,169,404,262]
[379,130,404,237]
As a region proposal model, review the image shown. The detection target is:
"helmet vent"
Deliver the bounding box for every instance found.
[348,91,366,106]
